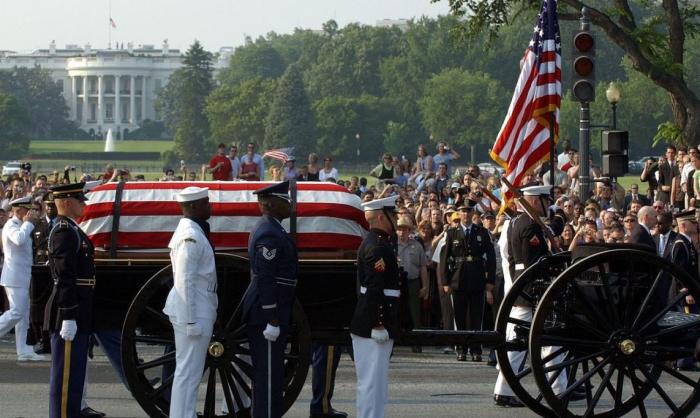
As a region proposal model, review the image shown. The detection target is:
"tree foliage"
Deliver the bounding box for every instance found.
[156,40,214,162]
[206,77,277,145]
[435,0,700,146]
[0,94,30,159]
[264,64,315,156]
[0,66,79,139]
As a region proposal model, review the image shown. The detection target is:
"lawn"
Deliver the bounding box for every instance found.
[29,139,174,154]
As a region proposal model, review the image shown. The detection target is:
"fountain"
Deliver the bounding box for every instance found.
[104,128,115,152]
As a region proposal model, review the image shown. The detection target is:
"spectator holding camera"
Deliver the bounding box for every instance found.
[432,142,460,176]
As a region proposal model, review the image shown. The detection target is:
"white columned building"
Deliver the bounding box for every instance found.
[0,40,234,138]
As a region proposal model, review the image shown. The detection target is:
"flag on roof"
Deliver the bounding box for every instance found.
[263,147,294,163]
[110,17,117,29]
[490,0,561,207]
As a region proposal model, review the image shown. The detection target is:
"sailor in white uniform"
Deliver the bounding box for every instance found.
[163,186,218,418]
[0,195,45,361]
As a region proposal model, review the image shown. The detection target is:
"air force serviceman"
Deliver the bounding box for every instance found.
[350,196,401,418]
[163,186,218,418]
[242,180,297,418]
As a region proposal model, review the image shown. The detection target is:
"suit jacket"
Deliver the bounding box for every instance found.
[0,216,35,288]
[623,193,649,212]
[163,218,218,325]
[440,223,496,293]
[242,215,298,326]
[655,230,678,259]
[630,224,656,250]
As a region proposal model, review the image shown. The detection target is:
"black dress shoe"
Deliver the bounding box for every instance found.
[310,409,348,418]
[493,395,525,407]
[34,341,51,355]
[457,353,467,361]
[676,365,700,372]
[472,354,482,362]
[80,407,106,417]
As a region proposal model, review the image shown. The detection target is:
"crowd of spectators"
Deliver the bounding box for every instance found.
[3,139,700,364]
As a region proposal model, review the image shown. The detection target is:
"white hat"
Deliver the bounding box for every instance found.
[9,196,33,208]
[450,182,460,189]
[361,196,398,212]
[521,185,552,196]
[84,180,102,193]
[176,186,209,202]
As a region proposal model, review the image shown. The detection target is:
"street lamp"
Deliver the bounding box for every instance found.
[605,82,621,130]
[355,133,360,161]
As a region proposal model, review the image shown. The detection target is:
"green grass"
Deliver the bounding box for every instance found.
[29,139,174,154]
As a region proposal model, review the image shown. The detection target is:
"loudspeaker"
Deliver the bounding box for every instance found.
[603,154,628,177]
[602,130,629,155]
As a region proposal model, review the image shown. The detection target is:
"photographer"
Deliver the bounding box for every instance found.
[432,142,460,177]
[568,219,600,252]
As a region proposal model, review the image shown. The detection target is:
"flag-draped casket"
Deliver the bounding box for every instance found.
[80,181,368,251]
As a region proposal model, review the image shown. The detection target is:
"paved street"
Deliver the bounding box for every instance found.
[2,335,697,418]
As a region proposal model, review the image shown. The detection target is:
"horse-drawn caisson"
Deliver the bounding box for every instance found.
[30,181,700,417]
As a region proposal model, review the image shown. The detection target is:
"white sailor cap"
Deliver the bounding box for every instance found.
[521,185,552,196]
[176,186,209,203]
[9,195,34,208]
[361,196,398,212]
[450,182,461,189]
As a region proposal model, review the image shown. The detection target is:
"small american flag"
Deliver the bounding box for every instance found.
[110,17,117,29]
[263,147,294,163]
[490,0,561,205]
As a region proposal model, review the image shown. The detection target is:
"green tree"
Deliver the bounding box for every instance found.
[0,66,77,139]
[206,77,277,145]
[0,94,30,159]
[419,69,507,149]
[217,39,286,86]
[437,0,700,146]
[156,40,214,162]
[264,64,315,156]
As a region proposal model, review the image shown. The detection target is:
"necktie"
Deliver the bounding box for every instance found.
[659,234,665,256]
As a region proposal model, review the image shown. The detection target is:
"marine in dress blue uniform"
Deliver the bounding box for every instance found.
[43,183,95,418]
[350,196,401,418]
[242,181,298,418]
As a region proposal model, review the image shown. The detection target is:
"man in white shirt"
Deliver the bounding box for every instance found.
[163,187,218,418]
[0,196,44,361]
[229,144,242,180]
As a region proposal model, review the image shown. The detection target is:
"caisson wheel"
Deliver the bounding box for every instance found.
[530,248,700,418]
[121,253,311,417]
[495,251,571,417]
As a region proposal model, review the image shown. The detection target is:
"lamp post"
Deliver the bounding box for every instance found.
[355,133,360,165]
[605,81,621,130]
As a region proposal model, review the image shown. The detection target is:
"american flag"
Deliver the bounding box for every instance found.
[263,147,294,163]
[80,181,368,251]
[490,0,561,205]
[110,17,117,29]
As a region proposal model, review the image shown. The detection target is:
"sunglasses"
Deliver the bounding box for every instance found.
[624,219,636,223]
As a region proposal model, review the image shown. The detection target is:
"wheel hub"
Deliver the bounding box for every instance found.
[618,339,636,355]
[208,341,225,358]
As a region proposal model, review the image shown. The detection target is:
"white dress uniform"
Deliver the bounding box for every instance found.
[0,210,37,358]
[163,187,218,418]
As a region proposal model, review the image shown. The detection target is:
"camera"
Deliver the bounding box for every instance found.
[20,162,31,171]
[69,166,76,171]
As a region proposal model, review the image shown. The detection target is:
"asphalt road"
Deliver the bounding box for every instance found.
[1,335,698,418]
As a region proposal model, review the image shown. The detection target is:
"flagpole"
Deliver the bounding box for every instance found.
[108,0,112,49]
[549,111,556,199]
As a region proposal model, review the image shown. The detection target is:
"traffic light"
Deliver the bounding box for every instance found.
[602,130,628,177]
[572,30,595,102]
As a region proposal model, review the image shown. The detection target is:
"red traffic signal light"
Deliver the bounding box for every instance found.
[573,32,594,52]
[571,30,595,102]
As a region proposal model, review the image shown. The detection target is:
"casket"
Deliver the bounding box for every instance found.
[80,181,368,252]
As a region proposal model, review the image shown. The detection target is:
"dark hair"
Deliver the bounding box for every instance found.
[360,177,367,186]
[218,143,226,148]
[667,144,677,152]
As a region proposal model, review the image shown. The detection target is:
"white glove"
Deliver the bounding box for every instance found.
[371,328,390,343]
[186,323,203,337]
[263,324,280,342]
[59,320,77,341]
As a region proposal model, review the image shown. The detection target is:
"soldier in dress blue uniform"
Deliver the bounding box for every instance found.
[350,195,401,418]
[43,182,95,418]
[242,180,298,418]
[440,199,496,362]
[310,343,346,418]
[672,210,700,371]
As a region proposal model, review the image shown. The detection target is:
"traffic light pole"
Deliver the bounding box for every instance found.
[577,8,592,200]
[579,102,591,199]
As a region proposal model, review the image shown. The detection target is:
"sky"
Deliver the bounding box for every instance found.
[0,0,451,53]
